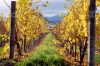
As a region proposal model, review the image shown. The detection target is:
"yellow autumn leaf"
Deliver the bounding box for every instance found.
[35,0,40,3]
[3,43,9,53]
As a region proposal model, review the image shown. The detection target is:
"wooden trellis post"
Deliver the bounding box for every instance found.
[88,0,96,66]
[9,1,16,59]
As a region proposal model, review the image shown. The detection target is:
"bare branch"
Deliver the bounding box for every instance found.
[4,0,11,10]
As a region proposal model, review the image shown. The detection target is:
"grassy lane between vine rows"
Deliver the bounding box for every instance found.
[16,33,67,66]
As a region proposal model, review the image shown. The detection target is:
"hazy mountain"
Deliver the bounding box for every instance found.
[46,15,64,23]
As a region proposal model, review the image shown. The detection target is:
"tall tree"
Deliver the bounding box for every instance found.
[9,1,16,59]
[88,0,96,66]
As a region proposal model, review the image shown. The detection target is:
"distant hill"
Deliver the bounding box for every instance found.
[46,15,63,23]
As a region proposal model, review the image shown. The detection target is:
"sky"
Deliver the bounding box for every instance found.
[38,0,67,17]
[0,0,100,17]
[0,0,67,17]
[0,0,17,16]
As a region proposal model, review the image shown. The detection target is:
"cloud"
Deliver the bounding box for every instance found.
[43,14,58,17]
[42,9,67,17]
[59,10,67,14]
[33,0,65,3]
[0,0,67,17]
[40,1,67,17]
[46,0,66,3]
[97,7,100,12]
[42,9,66,14]
[42,9,67,14]
[0,0,18,16]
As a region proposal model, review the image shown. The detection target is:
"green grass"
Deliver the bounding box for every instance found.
[0,59,16,66]
[85,51,100,64]
[0,47,3,52]
[95,54,100,64]
[74,45,100,64]
[0,47,3,59]
[16,33,67,66]
[96,47,100,49]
